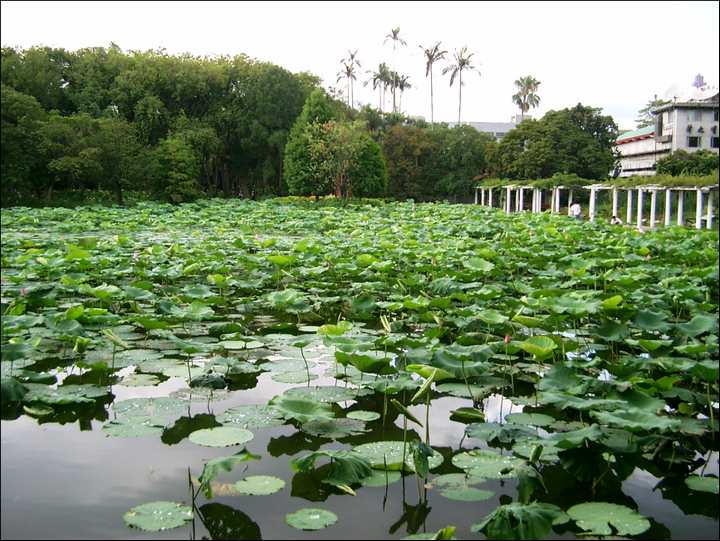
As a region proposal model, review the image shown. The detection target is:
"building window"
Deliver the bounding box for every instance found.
[664,111,672,125]
[712,136,719,148]
[714,109,719,121]
[687,136,701,148]
[693,110,703,121]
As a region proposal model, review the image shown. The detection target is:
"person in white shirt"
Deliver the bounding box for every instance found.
[610,215,623,225]
[569,202,582,220]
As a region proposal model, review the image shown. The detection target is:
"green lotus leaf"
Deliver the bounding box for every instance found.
[685,475,719,494]
[123,501,193,532]
[567,502,650,536]
[120,373,162,387]
[271,370,318,384]
[440,486,494,501]
[676,314,717,337]
[360,470,402,487]
[283,385,363,403]
[354,441,443,472]
[518,336,557,360]
[188,426,254,447]
[505,412,555,427]
[269,396,335,424]
[285,508,337,530]
[465,422,535,444]
[234,475,285,495]
[449,407,485,423]
[472,502,568,540]
[464,257,495,273]
[198,451,261,498]
[452,449,524,479]
[217,404,285,429]
[347,410,381,422]
[301,417,367,439]
[102,417,165,438]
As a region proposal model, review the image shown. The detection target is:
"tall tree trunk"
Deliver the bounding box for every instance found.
[335,175,342,198]
[458,71,462,125]
[430,67,434,128]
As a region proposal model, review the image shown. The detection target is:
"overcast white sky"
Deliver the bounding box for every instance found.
[2,1,718,129]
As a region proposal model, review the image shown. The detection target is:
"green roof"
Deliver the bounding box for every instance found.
[616,125,654,142]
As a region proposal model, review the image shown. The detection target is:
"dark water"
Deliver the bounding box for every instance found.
[2,359,718,540]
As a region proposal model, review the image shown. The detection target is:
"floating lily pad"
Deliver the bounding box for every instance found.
[102,417,165,438]
[360,470,402,487]
[120,373,162,387]
[271,370,318,384]
[301,417,367,439]
[566,502,650,536]
[217,404,285,429]
[440,487,494,502]
[505,412,555,427]
[189,426,254,447]
[234,475,285,495]
[452,449,524,479]
[123,501,193,531]
[685,475,719,494]
[347,410,381,422]
[354,441,444,472]
[113,397,188,420]
[269,396,335,424]
[283,385,364,403]
[285,508,338,530]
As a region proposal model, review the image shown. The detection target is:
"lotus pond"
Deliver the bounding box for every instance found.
[1,199,718,540]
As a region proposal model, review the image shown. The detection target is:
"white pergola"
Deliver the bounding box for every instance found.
[474,184,718,230]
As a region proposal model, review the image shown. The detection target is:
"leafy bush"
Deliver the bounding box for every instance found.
[656,150,719,176]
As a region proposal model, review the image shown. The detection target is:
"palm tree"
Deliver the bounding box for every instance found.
[442,46,480,125]
[341,50,361,108]
[364,67,383,111]
[512,75,541,121]
[398,74,411,113]
[337,61,357,108]
[384,27,407,51]
[384,27,406,112]
[419,41,448,127]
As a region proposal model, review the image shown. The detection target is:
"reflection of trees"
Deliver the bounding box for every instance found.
[388,499,431,536]
[654,476,719,519]
[162,414,221,445]
[267,431,326,457]
[196,503,262,540]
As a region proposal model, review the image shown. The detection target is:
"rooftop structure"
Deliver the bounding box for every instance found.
[614,87,718,177]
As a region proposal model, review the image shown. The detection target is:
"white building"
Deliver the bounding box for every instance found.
[615,86,719,177]
[449,116,532,141]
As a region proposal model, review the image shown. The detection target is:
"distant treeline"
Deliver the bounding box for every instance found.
[1,45,625,207]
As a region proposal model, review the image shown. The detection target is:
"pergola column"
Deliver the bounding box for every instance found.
[611,187,618,218]
[589,187,597,222]
[555,188,562,213]
[519,188,524,211]
[488,188,493,208]
[474,187,479,205]
[636,188,644,229]
[707,190,714,229]
[537,189,542,212]
[695,188,704,229]
[677,191,685,225]
[567,190,573,215]
[626,189,633,225]
[505,186,512,214]
[664,189,672,226]
[650,190,657,229]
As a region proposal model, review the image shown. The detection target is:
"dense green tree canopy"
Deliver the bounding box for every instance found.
[656,150,719,176]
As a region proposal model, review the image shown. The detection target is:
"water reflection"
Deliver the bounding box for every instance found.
[195,503,262,540]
